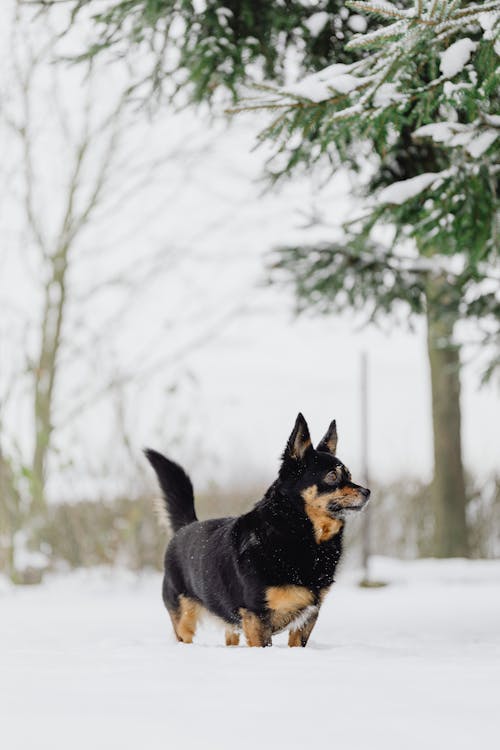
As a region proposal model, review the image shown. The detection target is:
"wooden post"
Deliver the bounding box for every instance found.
[360,351,371,583]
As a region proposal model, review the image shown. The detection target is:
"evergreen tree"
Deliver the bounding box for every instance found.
[34,1,376,102]
[256,0,499,557]
[36,0,499,556]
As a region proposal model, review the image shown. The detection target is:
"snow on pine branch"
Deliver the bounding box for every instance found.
[466,131,498,158]
[284,63,371,102]
[346,19,407,49]
[304,12,330,37]
[274,1,496,110]
[414,122,498,158]
[347,1,415,21]
[377,170,452,205]
[251,0,498,238]
[439,38,478,78]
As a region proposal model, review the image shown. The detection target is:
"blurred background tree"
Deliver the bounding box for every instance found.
[31,0,499,558]
[254,0,500,558]
[1,2,248,579]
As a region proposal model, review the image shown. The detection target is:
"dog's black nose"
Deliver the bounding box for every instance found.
[361,487,371,498]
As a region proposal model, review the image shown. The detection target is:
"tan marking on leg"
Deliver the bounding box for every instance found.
[240,609,272,647]
[301,485,345,543]
[288,608,319,648]
[266,585,315,633]
[225,628,240,647]
[172,595,201,643]
[266,585,314,612]
[167,609,183,642]
[288,629,303,647]
[269,609,299,633]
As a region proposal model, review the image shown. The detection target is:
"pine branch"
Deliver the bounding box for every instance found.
[346,1,412,21]
[346,20,407,49]
[454,2,500,20]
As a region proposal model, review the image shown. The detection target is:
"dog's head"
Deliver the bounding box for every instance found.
[279,413,370,520]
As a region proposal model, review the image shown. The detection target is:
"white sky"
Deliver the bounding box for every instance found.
[0,4,498,502]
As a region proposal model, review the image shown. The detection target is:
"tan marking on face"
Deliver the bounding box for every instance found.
[332,485,364,502]
[303,483,363,508]
[170,595,201,643]
[225,628,240,647]
[301,485,345,543]
[239,608,272,647]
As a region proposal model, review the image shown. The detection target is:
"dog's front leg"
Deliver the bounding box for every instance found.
[239,608,272,647]
[288,609,319,647]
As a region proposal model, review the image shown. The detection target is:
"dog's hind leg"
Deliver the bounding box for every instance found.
[288,610,319,648]
[169,595,201,644]
[167,609,183,642]
[225,627,240,647]
[240,609,272,647]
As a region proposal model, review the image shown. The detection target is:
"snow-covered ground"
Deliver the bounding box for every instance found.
[2,557,499,749]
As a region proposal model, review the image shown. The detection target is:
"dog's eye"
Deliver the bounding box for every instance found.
[324,470,338,485]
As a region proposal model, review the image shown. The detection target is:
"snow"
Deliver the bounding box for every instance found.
[350,0,413,17]
[192,0,207,13]
[378,171,447,204]
[439,39,478,79]
[1,558,499,749]
[479,9,499,36]
[413,122,467,143]
[347,14,368,33]
[485,114,500,126]
[331,102,363,120]
[414,122,498,158]
[304,12,329,36]
[373,82,402,107]
[347,18,406,48]
[286,64,367,102]
[12,530,48,571]
[466,129,498,158]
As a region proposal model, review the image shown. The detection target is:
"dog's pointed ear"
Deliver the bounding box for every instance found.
[284,413,312,463]
[316,419,338,455]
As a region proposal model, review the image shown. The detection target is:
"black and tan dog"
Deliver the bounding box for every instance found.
[145,413,370,647]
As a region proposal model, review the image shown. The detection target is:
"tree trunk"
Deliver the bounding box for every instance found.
[0,442,22,582]
[31,258,68,514]
[425,278,469,557]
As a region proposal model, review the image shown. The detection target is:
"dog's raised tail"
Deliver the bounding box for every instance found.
[144,449,197,533]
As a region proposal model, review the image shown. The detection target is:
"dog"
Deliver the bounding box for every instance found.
[145,413,370,647]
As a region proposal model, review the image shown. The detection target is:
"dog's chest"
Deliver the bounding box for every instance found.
[288,542,342,589]
[286,605,318,633]
[265,584,319,634]
[270,603,318,634]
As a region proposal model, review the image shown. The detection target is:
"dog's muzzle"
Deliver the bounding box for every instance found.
[328,486,371,513]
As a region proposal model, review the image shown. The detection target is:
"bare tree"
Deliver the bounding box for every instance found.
[3,11,141,513]
[0,3,245,576]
